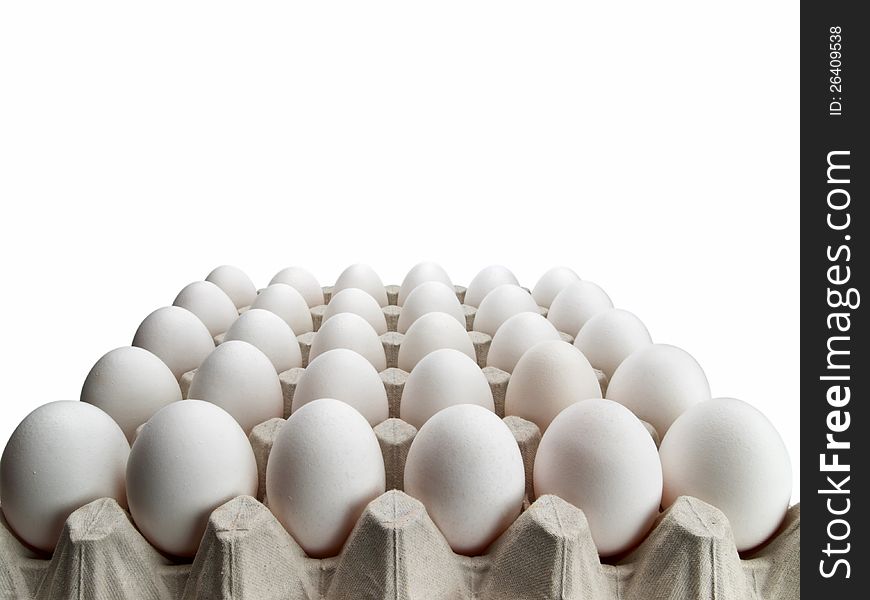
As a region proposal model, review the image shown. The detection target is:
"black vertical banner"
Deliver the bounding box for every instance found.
[802,1,868,596]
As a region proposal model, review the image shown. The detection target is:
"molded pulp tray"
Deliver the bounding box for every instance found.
[0,284,799,599]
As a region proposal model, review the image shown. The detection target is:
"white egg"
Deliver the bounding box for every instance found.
[404,404,524,555]
[397,311,476,372]
[267,398,386,558]
[132,306,215,380]
[292,349,389,426]
[172,280,239,337]
[205,265,257,309]
[546,281,613,337]
[398,262,453,306]
[660,398,792,551]
[0,401,129,553]
[127,400,257,557]
[531,266,581,308]
[486,312,561,373]
[464,265,520,307]
[332,264,388,307]
[606,344,710,437]
[250,283,314,335]
[472,284,538,336]
[573,308,652,379]
[533,399,662,556]
[81,346,182,442]
[504,340,602,432]
[396,281,465,334]
[308,312,387,371]
[222,308,302,373]
[188,341,283,433]
[399,349,493,429]
[323,288,388,335]
[270,266,324,308]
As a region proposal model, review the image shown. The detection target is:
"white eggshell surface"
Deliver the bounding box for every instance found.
[399,349,494,429]
[81,346,182,442]
[0,401,129,553]
[504,340,602,432]
[222,308,302,373]
[132,306,215,380]
[172,280,239,337]
[250,283,314,335]
[323,288,388,335]
[531,266,580,308]
[396,281,465,334]
[404,404,525,555]
[486,311,561,373]
[397,311,476,372]
[266,399,386,558]
[205,265,257,310]
[464,265,520,307]
[573,308,652,379]
[398,262,453,306]
[126,400,257,557]
[472,284,538,336]
[188,341,283,433]
[270,266,324,308]
[332,264,388,307]
[605,343,711,437]
[546,280,613,337]
[533,399,662,556]
[308,311,387,371]
[659,397,792,551]
[292,349,389,426]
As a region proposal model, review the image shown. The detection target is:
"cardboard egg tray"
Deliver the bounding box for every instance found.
[0,283,800,599]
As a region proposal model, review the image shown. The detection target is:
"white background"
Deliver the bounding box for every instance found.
[0,2,800,500]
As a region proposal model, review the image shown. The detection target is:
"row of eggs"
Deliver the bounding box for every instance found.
[0,264,792,562]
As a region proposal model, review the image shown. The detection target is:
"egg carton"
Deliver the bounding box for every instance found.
[0,407,799,600]
[0,283,800,599]
[0,411,800,600]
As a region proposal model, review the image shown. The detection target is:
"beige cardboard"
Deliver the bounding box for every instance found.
[0,282,798,599]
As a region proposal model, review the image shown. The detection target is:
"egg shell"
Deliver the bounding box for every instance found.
[396,281,465,334]
[332,264,388,307]
[223,308,302,373]
[81,346,182,442]
[605,343,710,437]
[266,398,386,558]
[250,283,314,335]
[172,280,239,337]
[660,397,792,551]
[292,349,389,425]
[205,265,257,309]
[398,262,453,306]
[0,401,129,553]
[188,341,283,433]
[573,308,653,379]
[397,311,476,372]
[472,284,538,336]
[464,265,520,307]
[308,311,387,371]
[404,404,525,555]
[132,306,215,380]
[504,340,602,432]
[126,400,257,557]
[323,288,388,335]
[546,281,613,337]
[486,311,561,373]
[531,266,581,308]
[270,267,324,308]
[399,348,494,429]
[533,399,662,556]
